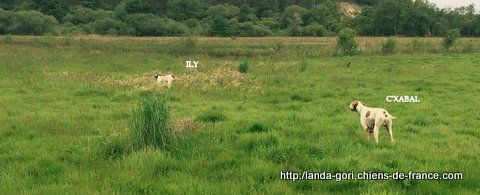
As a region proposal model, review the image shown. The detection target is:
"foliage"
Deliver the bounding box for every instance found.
[443,28,461,50]
[209,16,230,36]
[3,34,12,43]
[381,37,397,55]
[336,27,358,55]
[10,10,58,35]
[0,0,479,37]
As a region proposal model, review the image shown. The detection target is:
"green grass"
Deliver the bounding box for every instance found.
[0,36,479,193]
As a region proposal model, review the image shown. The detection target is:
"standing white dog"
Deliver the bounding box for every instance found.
[155,74,175,88]
[349,101,395,143]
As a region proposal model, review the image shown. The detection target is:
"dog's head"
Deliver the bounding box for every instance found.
[349,101,366,112]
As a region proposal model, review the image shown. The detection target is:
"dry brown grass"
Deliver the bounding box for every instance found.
[170,116,196,133]
[45,66,260,93]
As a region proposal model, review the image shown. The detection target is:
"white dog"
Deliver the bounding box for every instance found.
[349,101,395,143]
[154,74,175,88]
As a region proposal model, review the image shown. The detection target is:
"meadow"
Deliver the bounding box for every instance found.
[0,36,479,193]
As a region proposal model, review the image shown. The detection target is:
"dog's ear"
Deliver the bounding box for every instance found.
[351,101,358,111]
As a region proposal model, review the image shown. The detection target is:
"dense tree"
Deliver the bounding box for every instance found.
[10,10,58,35]
[206,5,240,19]
[209,15,230,36]
[165,0,206,21]
[0,9,14,34]
[0,0,478,37]
[32,0,69,20]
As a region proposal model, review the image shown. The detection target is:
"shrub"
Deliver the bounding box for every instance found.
[381,37,397,55]
[238,61,249,73]
[198,111,226,123]
[462,42,473,53]
[3,34,12,44]
[131,93,174,149]
[442,28,460,51]
[336,27,358,56]
[177,36,197,55]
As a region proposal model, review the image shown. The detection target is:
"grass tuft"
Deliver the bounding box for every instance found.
[131,93,175,150]
[198,111,227,123]
[237,61,249,74]
[248,123,268,133]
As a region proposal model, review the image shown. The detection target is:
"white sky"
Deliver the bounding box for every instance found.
[428,0,479,11]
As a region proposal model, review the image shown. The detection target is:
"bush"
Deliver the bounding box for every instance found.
[336,27,358,56]
[238,61,249,73]
[381,37,397,55]
[443,29,460,51]
[462,42,473,53]
[3,34,12,44]
[178,36,197,54]
[131,93,174,149]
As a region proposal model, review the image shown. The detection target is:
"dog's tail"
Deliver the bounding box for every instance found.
[384,110,397,119]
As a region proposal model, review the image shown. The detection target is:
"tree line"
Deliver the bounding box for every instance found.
[0,0,479,37]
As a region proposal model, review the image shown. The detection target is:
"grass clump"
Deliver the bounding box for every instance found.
[299,59,308,72]
[381,37,397,55]
[198,111,226,123]
[290,94,312,102]
[237,61,249,74]
[131,93,174,150]
[248,123,268,133]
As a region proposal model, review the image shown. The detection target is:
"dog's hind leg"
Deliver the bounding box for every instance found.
[386,120,394,143]
[361,123,370,141]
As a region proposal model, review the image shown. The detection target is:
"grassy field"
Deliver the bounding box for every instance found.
[0,36,479,194]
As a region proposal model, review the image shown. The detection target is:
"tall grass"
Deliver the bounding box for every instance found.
[131,93,175,150]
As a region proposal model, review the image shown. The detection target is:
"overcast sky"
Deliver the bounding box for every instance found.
[428,0,479,11]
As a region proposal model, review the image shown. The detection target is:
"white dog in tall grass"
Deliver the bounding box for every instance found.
[349,101,396,143]
[154,74,175,88]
